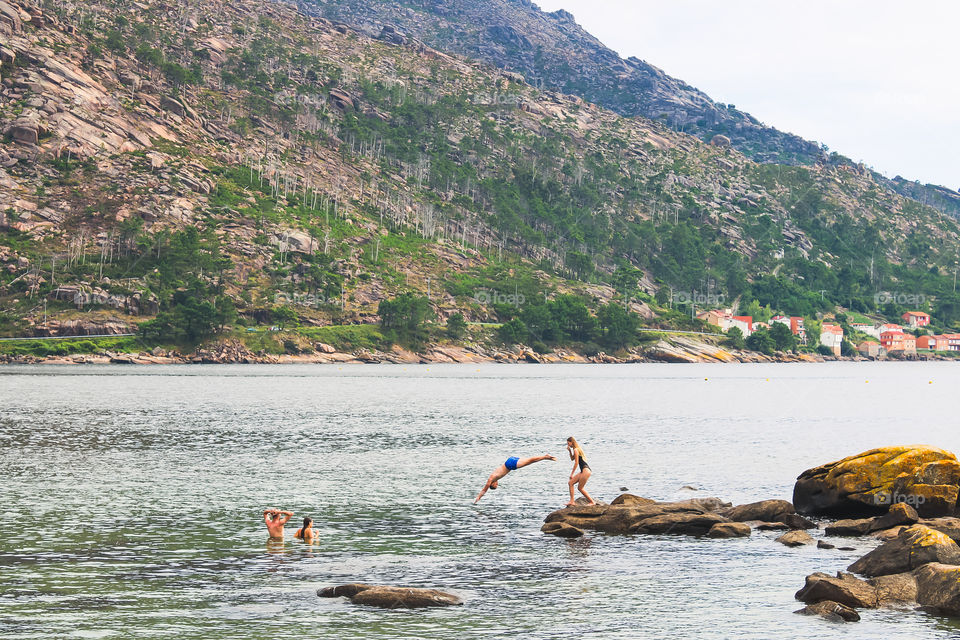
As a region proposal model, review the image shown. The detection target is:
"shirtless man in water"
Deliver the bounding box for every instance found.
[263,508,294,539]
[474,454,557,503]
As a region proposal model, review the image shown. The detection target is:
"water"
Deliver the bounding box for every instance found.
[1,362,959,639]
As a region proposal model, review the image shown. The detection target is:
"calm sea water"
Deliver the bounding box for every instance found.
[1,362,959,639]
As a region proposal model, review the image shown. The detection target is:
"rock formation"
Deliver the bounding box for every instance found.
[794,446,960,517]
[318,584,462,608]
[847,524,960,577]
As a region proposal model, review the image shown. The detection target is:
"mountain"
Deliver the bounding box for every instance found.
[309,0,824,165]
[310,0,959,218]
[1,0,959,359]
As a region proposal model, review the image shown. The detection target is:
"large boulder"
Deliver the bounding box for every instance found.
[914,563,960,615]
[723,499,794,523]
[544,498,731,536]
[826,504,919,536]
[848,524,960,577]
[631,512,728,536]
[9,116,40,145]
[795,571,917,609]
[318,584,461,609]
[794,446,960,517]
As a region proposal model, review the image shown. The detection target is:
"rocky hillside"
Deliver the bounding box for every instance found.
[311,0,823,165]
[312,0,960,218]
[1,0,960,353]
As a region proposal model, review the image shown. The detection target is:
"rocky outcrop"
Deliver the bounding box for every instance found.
[0,0,22,34]
[318,584,462,608]
[848,525,960,577]
[794,446,960,517]
[825,503,919,536]
[544,497,731,537]
[795,571,918,609]
[9,115,41,145]
[722,499,793,523]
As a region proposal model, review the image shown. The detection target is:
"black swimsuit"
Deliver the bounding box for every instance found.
[578,456,590,472]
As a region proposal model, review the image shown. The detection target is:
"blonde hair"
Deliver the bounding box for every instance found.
[567,436,584,460]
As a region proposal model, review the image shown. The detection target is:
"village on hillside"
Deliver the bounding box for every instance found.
[697,308,956,359]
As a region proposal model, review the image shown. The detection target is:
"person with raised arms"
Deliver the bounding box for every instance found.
[474,454,557,503]
[263,508,294,539]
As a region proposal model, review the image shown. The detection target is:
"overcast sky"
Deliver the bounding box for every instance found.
[535,0,959,190]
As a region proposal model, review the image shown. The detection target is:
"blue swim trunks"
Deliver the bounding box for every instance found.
[505,456,519,471]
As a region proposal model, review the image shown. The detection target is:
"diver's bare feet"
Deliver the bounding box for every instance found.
[564,501,576,507]
[546,454,557,461]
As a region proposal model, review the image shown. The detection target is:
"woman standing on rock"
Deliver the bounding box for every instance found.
[566,437,595,506]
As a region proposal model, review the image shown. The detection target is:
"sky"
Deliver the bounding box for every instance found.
[534,0,959,190]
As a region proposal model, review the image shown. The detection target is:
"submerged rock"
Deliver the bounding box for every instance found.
[848,524,960,577]
[541,522,585,538]
[794,446,960,517]
[318,584,462,608]
[794,599,860,622]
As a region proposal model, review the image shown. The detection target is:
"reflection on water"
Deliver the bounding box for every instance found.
[1,362,960,638]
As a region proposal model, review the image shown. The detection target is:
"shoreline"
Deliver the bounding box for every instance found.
[0,340,952,366]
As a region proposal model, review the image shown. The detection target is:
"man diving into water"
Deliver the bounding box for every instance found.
[474,454,557,503]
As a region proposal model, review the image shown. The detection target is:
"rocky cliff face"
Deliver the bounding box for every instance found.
[312,0,822,165]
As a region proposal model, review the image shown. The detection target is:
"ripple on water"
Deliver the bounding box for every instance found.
[2,363,960,639]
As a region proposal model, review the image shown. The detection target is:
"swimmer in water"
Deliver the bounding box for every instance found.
[263,508,294,539]
[294,517,318,543]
